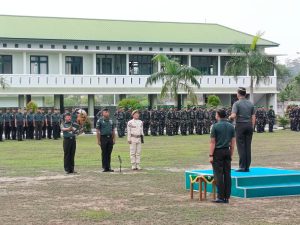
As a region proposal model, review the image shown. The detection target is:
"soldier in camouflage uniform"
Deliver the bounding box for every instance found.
[256,106,265,133]
[158,107,166,135]
[188,107,196,135]
[150,108,159,136]
[180,107,188,135]
[174,107,180,135]
[166,107,175,136]
[267,105,276,132]
[141,107,150,136]
[114,107,126,138]
[195,107,204,135]
[203,107,210,134]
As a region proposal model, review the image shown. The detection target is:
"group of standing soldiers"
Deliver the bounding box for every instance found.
[0,107,76,142]
[114,106,232,137]
[255,105,276,133]
[287,105,300,131]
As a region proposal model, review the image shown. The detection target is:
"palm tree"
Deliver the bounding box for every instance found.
[224,32,276,103]
[145,54,201,107]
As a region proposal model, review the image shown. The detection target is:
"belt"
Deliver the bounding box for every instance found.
[131,134,141,138]
[215,147,230,151]
[101,135,112,138]
[64,136,75,140]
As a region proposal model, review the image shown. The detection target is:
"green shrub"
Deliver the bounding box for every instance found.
[277,116,289,129]
[26,101,38,113]
[207,95,221,107]
[118,98,142,110]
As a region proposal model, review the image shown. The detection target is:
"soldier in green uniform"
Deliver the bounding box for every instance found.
[141,107,150,136]
[196,106,204,135]
[4,108,11,140]
[96,108,116,172]
[0,109,4,142]
[114,107,126,138]
[52,108,61,140]
[158,107,166,135]
[180,107,188,135]
[15,108,25,141]
[61,112,77,174]
[267,106,276,132]
[22,108,27,139]
[174,107,180,135]
[41,108,47,138]
[210,108,235,203]
[34,108,44,140]
[46,108,53,139]
[26,109,35,139]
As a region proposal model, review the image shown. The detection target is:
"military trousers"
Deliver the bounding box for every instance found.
[63,137,76,173]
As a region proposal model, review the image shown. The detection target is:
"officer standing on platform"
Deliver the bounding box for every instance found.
[0,109,4,142]
[52,108,61,140]
[15,108,25,141]
[229,87,255,172]
[61,112,77,174]
[127,110,144,170]
[96,108,116,172]
[34,108,44,140]
[209,108,235,203]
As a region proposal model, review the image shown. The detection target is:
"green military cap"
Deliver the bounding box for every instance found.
[65,112,71,116]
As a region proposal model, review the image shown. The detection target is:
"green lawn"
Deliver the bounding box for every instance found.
[0,131,300,225]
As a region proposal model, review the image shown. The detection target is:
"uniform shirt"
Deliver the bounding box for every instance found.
[211,119,235,149]
[232,98,255,123]
[71,112,77,123]
[96,117,116,136]
[27,113,34,122]
[61,121,76,138]
[127,119,144,143]
[16,112,25,122]
[34,112,44,122]
[0,113,4,123]
[51,113,61,123]
[4,112,11,122]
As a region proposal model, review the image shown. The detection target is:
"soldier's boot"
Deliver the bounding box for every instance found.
[131,163,137,170]
[136,164,142,170]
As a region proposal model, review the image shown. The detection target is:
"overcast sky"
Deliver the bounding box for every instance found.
[0,0,299,63]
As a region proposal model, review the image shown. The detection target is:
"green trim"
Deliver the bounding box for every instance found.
[0,15,279,46]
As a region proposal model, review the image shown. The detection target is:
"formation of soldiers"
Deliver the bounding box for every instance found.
[255,106,276,133]
[114,106,232,137]
[287,105,300,131]
[0,107,78,142]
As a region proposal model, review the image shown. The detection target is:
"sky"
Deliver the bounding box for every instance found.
[0,0,299,63]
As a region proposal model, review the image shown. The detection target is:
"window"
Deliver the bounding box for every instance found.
[3,43,7,48]
[209,48,212,52]
[160,47,163,51]
[189,48,193,52]
[191,56,218,75]
[30,56,48,74]
[0,55,12,74]
[96,54,126,75]
[149,47,153,51]
[180,48,183,52]
[199,48,203,52]
[63,45,67,49]
[27,44,31,48]
[128,47,132,51]
[218,49,222,53]
[65,56,83,75]
[51,45,55,49]
[39,44,43,49]
[74,45,78,49]
[170,48,173,52]
[168,55,188,66]
[85,46,89,50]
[15,44,19,48]
[139,47,143,51]
[118,46,121,50]
[96,46,100,50]
[129,55,157,75]
[107,46,110,50]
[220,56,246,75]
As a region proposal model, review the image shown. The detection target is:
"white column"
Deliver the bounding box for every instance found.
[18,95,25,108]
[126,54,130,75]
[54,95,61,109]
[158,61,161,72]
[22,52,27,74]
[217,55,221,76]
[59,53,63,75]
[188,55,192,67]
[113,94,116,106]
[88,94,95,128]
[92,53,97,75]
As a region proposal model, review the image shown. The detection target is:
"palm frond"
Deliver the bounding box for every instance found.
[250,31,264,51]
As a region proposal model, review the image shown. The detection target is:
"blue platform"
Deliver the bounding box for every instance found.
[185,167,300,198]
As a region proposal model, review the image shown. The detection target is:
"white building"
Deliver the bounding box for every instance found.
[0,15,279,117]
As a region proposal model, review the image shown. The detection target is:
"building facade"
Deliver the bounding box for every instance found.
[0,15,279,117]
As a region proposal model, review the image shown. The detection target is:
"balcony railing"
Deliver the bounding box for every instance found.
[0,74,276,90]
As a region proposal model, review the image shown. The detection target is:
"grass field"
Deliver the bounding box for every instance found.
[0,130,300,225]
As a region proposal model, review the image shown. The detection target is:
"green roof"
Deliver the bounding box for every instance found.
[0,15,278,46]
